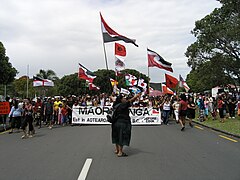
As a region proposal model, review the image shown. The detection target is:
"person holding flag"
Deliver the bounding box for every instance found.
[111,93,141,157]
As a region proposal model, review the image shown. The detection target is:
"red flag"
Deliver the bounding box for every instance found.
[115,43,126,56]
[162,84,174,95]
[165,74,178,88]
[179,75,190,92]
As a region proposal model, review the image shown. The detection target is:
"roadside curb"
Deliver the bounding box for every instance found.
[0,125,11,133]
[193,120,240,139]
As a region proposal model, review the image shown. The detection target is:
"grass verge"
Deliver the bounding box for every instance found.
[193,116,240,136]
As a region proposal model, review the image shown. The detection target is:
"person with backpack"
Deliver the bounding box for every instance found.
[111,93,141,157]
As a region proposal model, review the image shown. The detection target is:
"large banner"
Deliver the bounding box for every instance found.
[72,106,161,125]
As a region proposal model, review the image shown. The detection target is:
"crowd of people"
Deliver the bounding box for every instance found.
[0,91,240,139]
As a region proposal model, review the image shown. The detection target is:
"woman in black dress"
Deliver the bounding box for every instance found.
[111,93,141,157]
[187,96,196,128]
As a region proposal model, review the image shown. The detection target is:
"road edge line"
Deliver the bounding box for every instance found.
[193,121,240,139]
[194,125,204,130]
[219,135,238,143]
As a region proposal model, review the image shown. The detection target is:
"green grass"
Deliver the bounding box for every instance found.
[193,116,240,136]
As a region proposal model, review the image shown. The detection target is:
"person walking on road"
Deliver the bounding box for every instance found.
[8,100,23,134]
[178,94,188,131]
[44,98,54,129]
[21,99,34,138]
[161,96,172,125]
[172,97,180,124]
[187,96,196,128]
[111,93,141,157]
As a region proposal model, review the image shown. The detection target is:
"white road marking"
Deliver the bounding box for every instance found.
[77,158,92,180]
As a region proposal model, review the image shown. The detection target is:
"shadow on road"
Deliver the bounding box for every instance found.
[127,147,153,157]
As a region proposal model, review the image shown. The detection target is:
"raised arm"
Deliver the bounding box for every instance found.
[128,93,141,103]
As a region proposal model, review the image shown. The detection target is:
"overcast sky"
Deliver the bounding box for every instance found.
[0,0,220,83]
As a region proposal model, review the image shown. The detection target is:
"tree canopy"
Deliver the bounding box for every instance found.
[185,0,240,90]
[36,69,58,81]
[0,42,17,85]
[57,73,86,96]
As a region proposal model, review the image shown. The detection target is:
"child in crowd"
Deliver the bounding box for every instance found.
[58,104,63,125]
[61,104,68,126]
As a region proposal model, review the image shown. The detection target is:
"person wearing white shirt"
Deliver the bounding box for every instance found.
[161,96,171,125]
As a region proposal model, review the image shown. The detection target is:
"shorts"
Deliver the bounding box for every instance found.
[179,110,187,117]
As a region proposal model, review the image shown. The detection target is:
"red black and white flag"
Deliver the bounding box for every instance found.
[78,63,96,83]
[88,82,100,91]
[33,76,54,87]
[147,48,173,72]
[100,13,138,47]
[165,74,178,89]
[179,75,190,92]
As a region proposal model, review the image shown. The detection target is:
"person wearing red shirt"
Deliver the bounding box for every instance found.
[218,96,225,122]
[61,104,68,126]
[34,98,42,128]
[178,94,188,131]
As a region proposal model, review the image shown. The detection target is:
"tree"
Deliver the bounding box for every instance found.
[36,69,58,81]
[93,69,150,94]
[57,69,149,96]
[0,42,18,85]
[185,0,240,87]
[12,76,35,98]
[58,73,86,96]
[186,55,234,92]
[93,69,115,94]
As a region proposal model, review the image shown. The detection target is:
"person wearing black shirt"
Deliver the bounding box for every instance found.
[187,96,196,128]
[111,93,141,157]
[228,96,237,119]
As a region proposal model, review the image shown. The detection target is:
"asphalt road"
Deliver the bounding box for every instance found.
[0,122,240,180]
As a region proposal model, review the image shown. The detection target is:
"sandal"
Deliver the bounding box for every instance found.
[117,152,128,157]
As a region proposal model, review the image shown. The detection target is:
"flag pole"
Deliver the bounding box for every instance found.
[102,39,109,71]
[177,74,180,96]
[100,13,109,71]
[147,48,150,95]
[26,64,29,98]
[147,66,150,95]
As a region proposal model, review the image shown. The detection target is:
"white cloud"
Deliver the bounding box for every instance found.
[0,0,220,83]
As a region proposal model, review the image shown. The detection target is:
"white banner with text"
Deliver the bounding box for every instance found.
[72,106,162,125]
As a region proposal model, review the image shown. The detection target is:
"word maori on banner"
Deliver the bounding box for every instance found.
[72,106,161,125]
